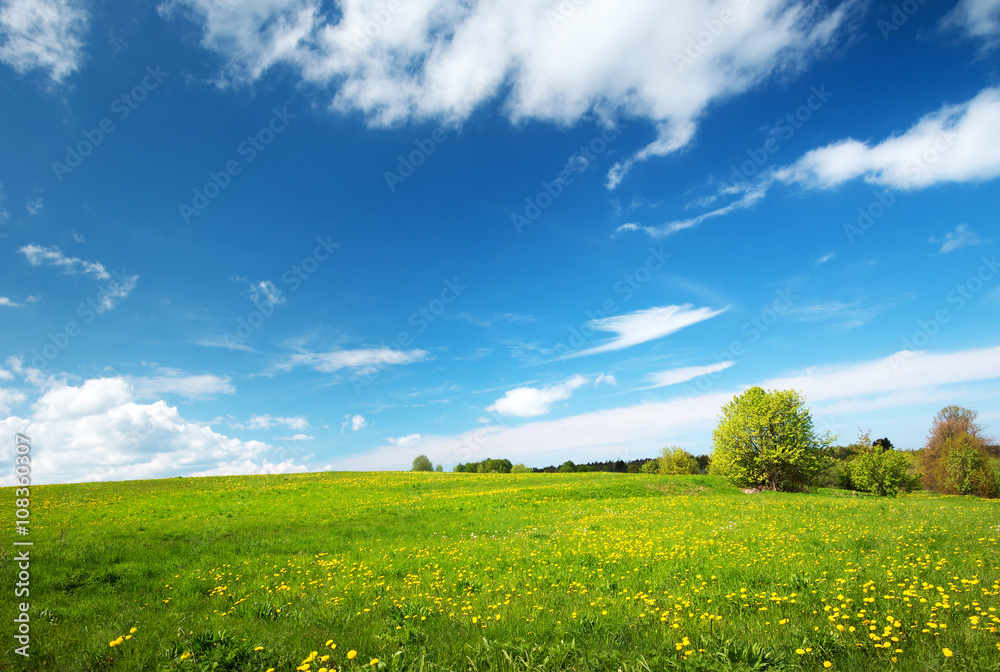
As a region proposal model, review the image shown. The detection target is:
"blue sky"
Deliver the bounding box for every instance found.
[1,0,999,484]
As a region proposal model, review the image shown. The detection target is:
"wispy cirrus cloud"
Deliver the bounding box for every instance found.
[279,347,430,376]
[19,244,138,311]
[929,223,989,253]
[644,362,734,389]
[564,304,727,358]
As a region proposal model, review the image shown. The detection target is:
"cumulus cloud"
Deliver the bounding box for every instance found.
[388,433,422,447]
[0,387,26,414]
[162,0,854,187]
[0,0,89,84]
[341,413,366,432]
[620,86,1000,238]
[777,86,1000,190]
[487,374,588,417]
[594,373,617,386]
[645,362,734,389]
[565,304,727,358]
[280,346,429,375]
[929,223,989,253]
[0,376,306,484]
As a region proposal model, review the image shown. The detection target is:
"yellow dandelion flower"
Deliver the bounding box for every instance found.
[942,648,953,658]
[254,646,264,651]
[347,650,357,660]
[325,640,334,647]
[180,652,191,660]
[370,658,379,666]
[824,663,832,668]
[795,649,805,655]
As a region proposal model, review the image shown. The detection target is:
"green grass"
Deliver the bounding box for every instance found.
[2,472,999,671]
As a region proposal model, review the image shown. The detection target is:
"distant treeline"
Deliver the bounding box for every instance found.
[451,455,711,474]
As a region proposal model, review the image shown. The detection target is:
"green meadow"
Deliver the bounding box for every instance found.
[2,472,999,671]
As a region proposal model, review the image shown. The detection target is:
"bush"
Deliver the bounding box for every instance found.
[711,387,833,491]
[658,446,701,475]
[849,430,921,497]
[511,463,530,474]
[558,461,576,473]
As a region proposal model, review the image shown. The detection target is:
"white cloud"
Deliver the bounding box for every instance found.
[25,196,43,216]
[778,86,1000,190]
[594,373,617,386]
[332,343,1000,470]
[281,347,429,375]
[487,374,588,417]
[132,374,236,399]
[565,304,727,358]
[929,223,988,253]
[341,413,366,432]
[279,433,314,441]
[0,387,26,414]
[164,0,853,188]
[236,276,286,306]
[815,253,834,265]
[0,0,89,84]
[0,376,307,485]
[20,244,109,279]
[944,0,1000,48]
[0,295,39,308]
[240,414,310,431]
[645,362,734,389]
[619,86,1000,239]
[19,244,137,311]
[388,433,422,447]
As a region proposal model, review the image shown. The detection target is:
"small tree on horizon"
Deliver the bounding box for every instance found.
[658,446,701,475]
[411,455,433,472]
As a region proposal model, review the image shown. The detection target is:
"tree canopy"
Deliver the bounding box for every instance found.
[711,386,832,491]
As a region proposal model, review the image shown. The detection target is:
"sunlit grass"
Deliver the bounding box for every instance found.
[2,472,998,671]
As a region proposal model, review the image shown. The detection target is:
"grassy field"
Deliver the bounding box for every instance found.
[2,472,999,671]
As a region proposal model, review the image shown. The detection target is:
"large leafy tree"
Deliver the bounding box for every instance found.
[921,406,989,491]
[711,387,833,491]
[411,454,433,472]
